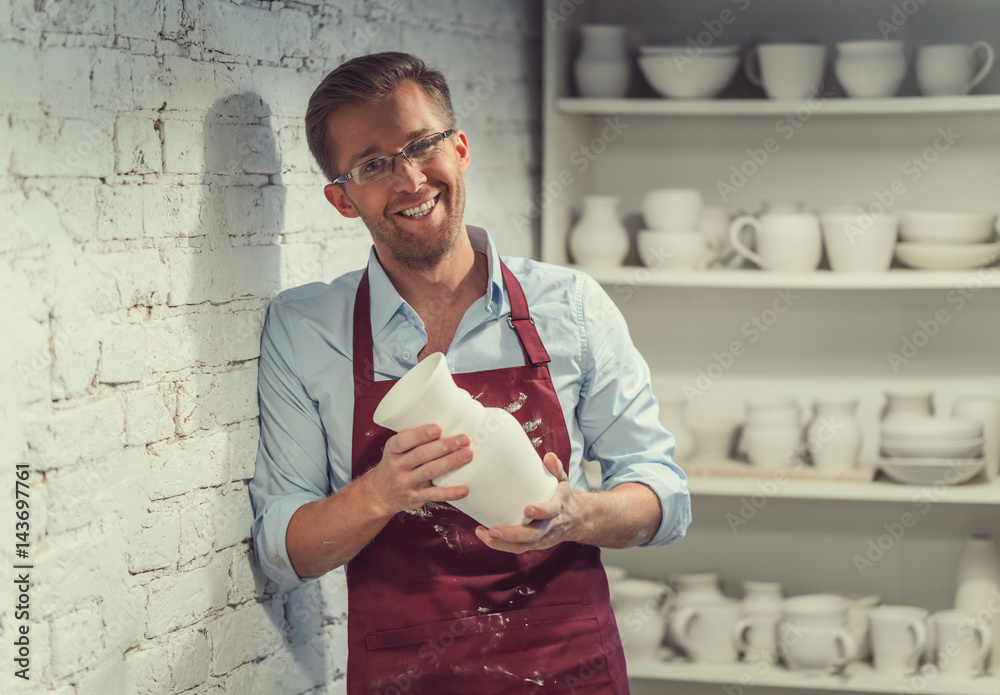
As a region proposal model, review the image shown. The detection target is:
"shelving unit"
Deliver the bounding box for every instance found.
[543,1,1000,693]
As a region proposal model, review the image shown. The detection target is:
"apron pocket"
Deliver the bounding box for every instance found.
[364,603,618,694]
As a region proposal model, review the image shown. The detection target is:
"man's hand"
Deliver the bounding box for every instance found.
[473,453,585,554]
[367,424,473,518]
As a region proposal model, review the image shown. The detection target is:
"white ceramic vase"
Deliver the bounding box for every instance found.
[574,24,630,98]
[807,398,862,473]
[742,580,784,618]
[569,195,630,267]
[611,579,668,662]
[658,396,696,464]
[954,534,1000,672]
[952,395,1000,481]
[373,352,557,528]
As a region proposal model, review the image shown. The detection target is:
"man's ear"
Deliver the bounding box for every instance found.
[324,184,360,218]
[454,129,470,174]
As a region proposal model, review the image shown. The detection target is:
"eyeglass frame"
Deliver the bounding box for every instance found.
[332,129,456,186]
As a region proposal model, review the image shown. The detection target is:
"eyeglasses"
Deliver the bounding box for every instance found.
[333,130,455,186]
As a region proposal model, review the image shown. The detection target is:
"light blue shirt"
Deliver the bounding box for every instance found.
[249,226,691,588]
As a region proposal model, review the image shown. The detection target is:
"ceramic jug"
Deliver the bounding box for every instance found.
[611,578,668,662]
[574,24,630,98]
[807,398,863,473]
[954,534,1000,672]
[671,599,744,663]
[568,195,630,267]
[373,352,557,528]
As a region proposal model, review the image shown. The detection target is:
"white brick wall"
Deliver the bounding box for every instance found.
[3,0,540,691]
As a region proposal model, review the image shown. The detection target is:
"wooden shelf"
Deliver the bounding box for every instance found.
[628,659,1000,694]
[579,266,1000,290]
[559,95,1000,118]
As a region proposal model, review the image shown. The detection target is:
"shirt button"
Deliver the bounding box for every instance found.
[402,350,411,360]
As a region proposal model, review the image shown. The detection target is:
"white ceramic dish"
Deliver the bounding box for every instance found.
[639,44,740,56]
[880,437,983,459]
[880,417,983,441]
[899,211,998,244]
[879,457,986,485]
[638,53,740,99]
[894,242,1000,270]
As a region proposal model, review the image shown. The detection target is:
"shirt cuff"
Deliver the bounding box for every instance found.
[251,492,324,590]
[603,463,692,546]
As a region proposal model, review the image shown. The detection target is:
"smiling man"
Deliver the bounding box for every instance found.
[249,52,691,694]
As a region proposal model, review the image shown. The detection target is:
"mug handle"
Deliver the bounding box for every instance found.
[744,47,763,87]
[967,623,993,676]
[906,618,928,666]
[669,606,697,657]
[830,628,858,671]
[734,617,754,654]
[728,215,767,269]
[967,41,995,91]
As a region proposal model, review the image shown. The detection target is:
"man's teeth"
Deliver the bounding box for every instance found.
[401,199,435,217]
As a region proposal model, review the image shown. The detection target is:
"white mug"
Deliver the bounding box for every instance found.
[820,212,899,273]
[931,609,993,678]
[737,615,780,665]
[869,605,928,677]
[745,43,827,100]
[917,42,996,96]
[671,599,744,663]
[729,213,823,272]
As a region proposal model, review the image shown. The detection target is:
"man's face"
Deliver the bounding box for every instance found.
[323,82,470,271]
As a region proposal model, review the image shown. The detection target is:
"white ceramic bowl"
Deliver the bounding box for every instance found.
[880,436,983,459]
[639,44,740,56]
[637,229,710,270]
[879,457,986,485]
[895,242,1000,270]
[638,53,740,99]
[880,417,983,441]
[899,211,998,244]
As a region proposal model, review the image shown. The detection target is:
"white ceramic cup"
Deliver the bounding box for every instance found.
[745,43,827,99]
[869,605,928,677]
[643,188,703,230]
[778,622,857,674]
[637,230,712,270]
[671,599,744,663]
[820,212,899,272]
[917,42,996,96]
[834,41,907,98]
[931,610,993,678]
[782,594,851,628]
[729,213,823,272]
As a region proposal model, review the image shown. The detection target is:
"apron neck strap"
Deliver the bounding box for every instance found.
[352,260,551,388]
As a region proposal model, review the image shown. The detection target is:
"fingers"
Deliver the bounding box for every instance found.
[543,452,568,482]
[385,424,443,456]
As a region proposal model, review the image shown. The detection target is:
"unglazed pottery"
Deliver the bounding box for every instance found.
[569,195,630,267]
[931,610,993,677]
[819,212,898,273]
[729,213,823,272]
[610,578,668,662]
[868,605,928,676]
[373,352,557,528]
[671,599,744,663]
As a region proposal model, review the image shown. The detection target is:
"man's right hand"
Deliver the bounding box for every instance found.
[367,424,472,518]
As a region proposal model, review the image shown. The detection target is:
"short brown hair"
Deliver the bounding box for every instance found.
[305,52,456,183]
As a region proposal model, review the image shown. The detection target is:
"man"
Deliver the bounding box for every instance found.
[249,52,691,693]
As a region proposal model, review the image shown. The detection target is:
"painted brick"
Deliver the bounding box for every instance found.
[177,487,215,566]
[96,183,144,240]
[91,47,133,111]
[51,601,104,678]
[131,53,164,111]
[161,119,204,174]
[142,183,204,238]
[214,481,253,550]
[223,639,329,695]
[145,431,229,500]
[210,600,286,675]
[204,123,279,175]
[212,245,283,302]
[28,396,125,470]
[45,0,113,36]
[277,8,313,59]
[122,384,176,446]
[146,555,229,638]
[128,501,182,573]
[101,580,148,656]
[73,657,129,695]
[0,40,40,105]
[41,46,91,111]
[175,366,258,436]
[90,247,170,308]
[115,116,162,174]
[169,627,211,692]
[228,420,259,482]
[201,2,281,63]
[122,641,171,695]
[144,311,225,373]
[31,179,99,242]
[316,568,349,623]
[10,115,114,178]
[99,322,146,384]
[228,544,268,606]
[161,0,197,41]
[285,580,324,645]
[115,0,164,41]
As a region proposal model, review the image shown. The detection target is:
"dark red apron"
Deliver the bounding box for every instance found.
[345,260,629,694]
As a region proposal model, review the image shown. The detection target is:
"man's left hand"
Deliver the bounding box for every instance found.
[473,453,586,554]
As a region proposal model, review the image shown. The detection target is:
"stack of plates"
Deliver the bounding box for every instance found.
[879,417,986,485]
[895,212,1000,270]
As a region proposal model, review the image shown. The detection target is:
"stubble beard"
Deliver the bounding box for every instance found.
[356,178,467,272]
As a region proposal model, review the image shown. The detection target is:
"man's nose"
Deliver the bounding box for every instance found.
[389,155,426,192]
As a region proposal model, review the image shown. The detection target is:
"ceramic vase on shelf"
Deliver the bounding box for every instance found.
[373,352,557,528]
[568,195,630,268]
[574,24,630,99]
[881,390,934,423]
[658,395,696,464]
[610,579,668,662]
[807,398,863,473]
[954,534,1000,672]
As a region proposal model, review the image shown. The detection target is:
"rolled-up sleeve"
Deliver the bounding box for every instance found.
[249,298,332,588]
[575,276,692,546]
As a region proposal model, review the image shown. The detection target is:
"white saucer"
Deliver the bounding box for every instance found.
[895,242,1000,270]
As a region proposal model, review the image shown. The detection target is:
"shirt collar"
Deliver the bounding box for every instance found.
[365,225,506,337]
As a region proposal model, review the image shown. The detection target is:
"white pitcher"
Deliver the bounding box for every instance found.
[373,352,557,528]
[568,195,630,268]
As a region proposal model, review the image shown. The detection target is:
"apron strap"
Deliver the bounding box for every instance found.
[352,259,551,389]
[500,262,551,367]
